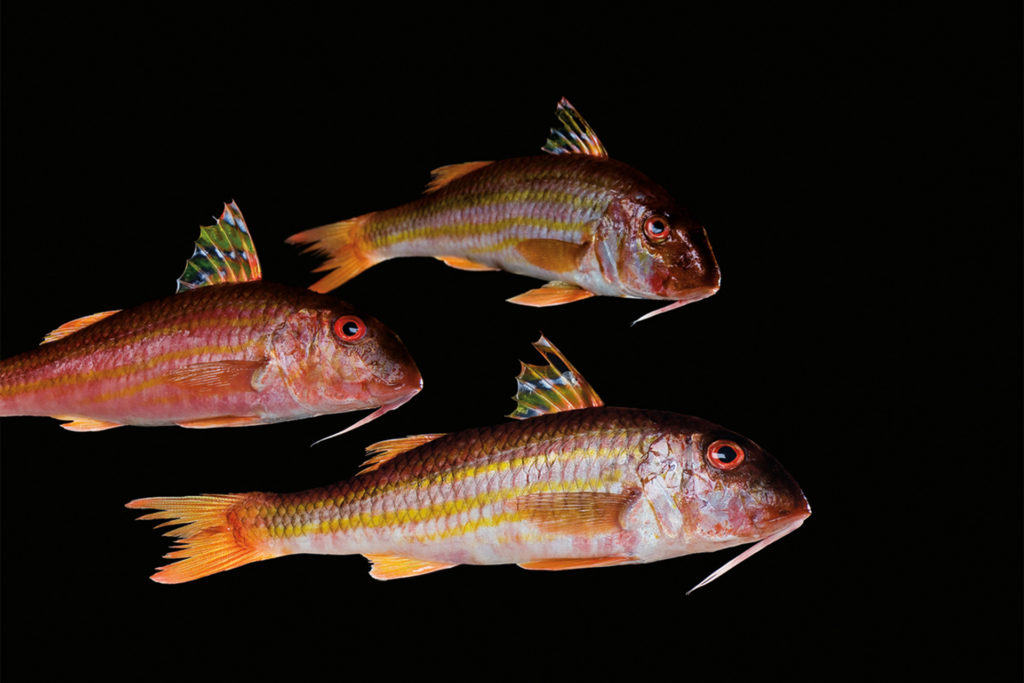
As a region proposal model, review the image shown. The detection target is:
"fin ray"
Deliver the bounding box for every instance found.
[358,433,447,473]
[177,202,262,293]
[364,554,456,580]
[542,98,608,158]
[514,238,589,273]
[507,282,595,307]
[511,491,633,534]
[519,556,633,571]
[286,213,378,293]
[41,310,122,344]
[509,335,603,418]
[425,161,493,193]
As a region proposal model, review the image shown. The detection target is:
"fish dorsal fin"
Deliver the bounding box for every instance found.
[509,335,603,419]
[41,309,122,344]
[176,201,262,293]
[425,161,494,193]
[542,98,608,158]
[358,433,447,474]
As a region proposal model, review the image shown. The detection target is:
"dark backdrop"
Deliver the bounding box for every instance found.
[2,6,1019,680]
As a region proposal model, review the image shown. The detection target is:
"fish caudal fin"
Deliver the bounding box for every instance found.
[286,213,379,293]
[126,494,272,583]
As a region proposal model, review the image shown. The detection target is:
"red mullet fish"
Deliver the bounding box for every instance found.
[287,99,721,323]
[129,337,809,592]
[0,202,421,432]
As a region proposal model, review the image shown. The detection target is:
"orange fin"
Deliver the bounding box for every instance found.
[286,213,378,293]
[41,310,122,344]
[509,335,603,418]
[57,416,125,432]
[358,433,447,474]
[364,554,457,580]
[435,255,499,272]
[127,494,271,583]
[515,238,589,274]
[518,556,633,571]
[425,161,493,193]
[163,360,265,395]
[511,492,633,534]
[177,416,264,429]
[507,282,595,307]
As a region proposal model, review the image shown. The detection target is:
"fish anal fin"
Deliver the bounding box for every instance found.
[511,491,633,534]
[177,416,264,429]
[163,360,266,395]
[286,213,378,293]
[507,282,595,307]
[364,554,457,580]
[435,255,499,272]
[509,335,603,419]
[57,417,125,432]
[358,433,447,474]
[518,556,633,571]
[41,310,122,344]
[176,202,263,293]
[425,161,494,193]
[542,98,608,158]
[514,238,589,274]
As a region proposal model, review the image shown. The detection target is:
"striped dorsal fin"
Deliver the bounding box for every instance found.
[509,335,603,419]
[176,201,262,293]
[542,98,608,158]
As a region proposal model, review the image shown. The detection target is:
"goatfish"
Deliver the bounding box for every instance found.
[0,202,421,433]
[128,337,809,592]
[287,99,721,324]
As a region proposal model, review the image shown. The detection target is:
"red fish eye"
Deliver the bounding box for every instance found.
[706,440,745,471]
[643,215,670,243]
[333,315,366,342]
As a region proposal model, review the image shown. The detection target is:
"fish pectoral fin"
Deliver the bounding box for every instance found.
[518,556,633,571]
[510,492,634,534]
[425,161,494,193]
[163,360,267,395]
[358,433,447,474]
[364,554,457,580]
[435,255,499,272]
[41,310,122,344]
[176,416,264,429]
[56,417,125,432]
[507,282,595,307]
[509,335,603,418]
[514,239,589,274]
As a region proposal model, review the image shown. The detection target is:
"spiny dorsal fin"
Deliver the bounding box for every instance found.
[542,98,608,158]
[41,309,122,344]
[358,433,447,474]
[176,201,262,293]
[425,161,494,193]
[509,335,603,419]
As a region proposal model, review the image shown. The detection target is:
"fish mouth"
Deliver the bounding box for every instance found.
[632,285,720,325]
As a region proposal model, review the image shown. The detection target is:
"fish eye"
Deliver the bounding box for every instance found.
[333,315,367,342]
[643,215,671,243]
[706,440,745,471]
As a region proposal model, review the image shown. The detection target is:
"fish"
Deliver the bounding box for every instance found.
[286,99,721,323]
[128,336,809,592]
[0,202,422,433]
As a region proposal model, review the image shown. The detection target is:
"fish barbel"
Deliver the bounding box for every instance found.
[129,337,809,591]
[287,99,721,323]
[0,202,421,432]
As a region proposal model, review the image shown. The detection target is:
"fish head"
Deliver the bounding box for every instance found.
[672,418,810,548]
[268,301,422,416]
[597,167,720,316]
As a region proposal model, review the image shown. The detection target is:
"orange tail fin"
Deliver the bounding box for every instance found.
[127,494,273,583]
[286,213,379,293]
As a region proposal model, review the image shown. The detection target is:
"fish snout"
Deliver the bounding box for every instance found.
[750,489,812,536]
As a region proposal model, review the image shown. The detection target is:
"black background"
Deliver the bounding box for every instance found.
[1,6,1019,680]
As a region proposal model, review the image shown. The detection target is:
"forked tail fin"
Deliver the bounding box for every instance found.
[127,494,274,583]
[286,213,379,293]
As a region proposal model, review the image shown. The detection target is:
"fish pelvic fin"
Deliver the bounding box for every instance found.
[41,310,123,344]
[56,416,125,432]
[518,556,633,571]
[435,255,499,272]
[542,98,608,158]
[425,161,493,193]
[286,212,378,293]
[364,554,457,580]
[127,494,273,584]
[177,202,263,293]
[507,282,595,307]
[509,335,603,419]
[358,433,447,474]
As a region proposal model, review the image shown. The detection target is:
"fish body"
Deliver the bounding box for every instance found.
[0,203,421,432]
[288,100,721,321]
[130,338,809,589]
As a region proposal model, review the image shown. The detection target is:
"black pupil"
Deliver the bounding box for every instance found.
[342,321,361,337]
[649,220,666,235]
[714,445,738,463]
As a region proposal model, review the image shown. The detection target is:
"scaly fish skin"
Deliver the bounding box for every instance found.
[0,202,422,432]
[288,100,720,317]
